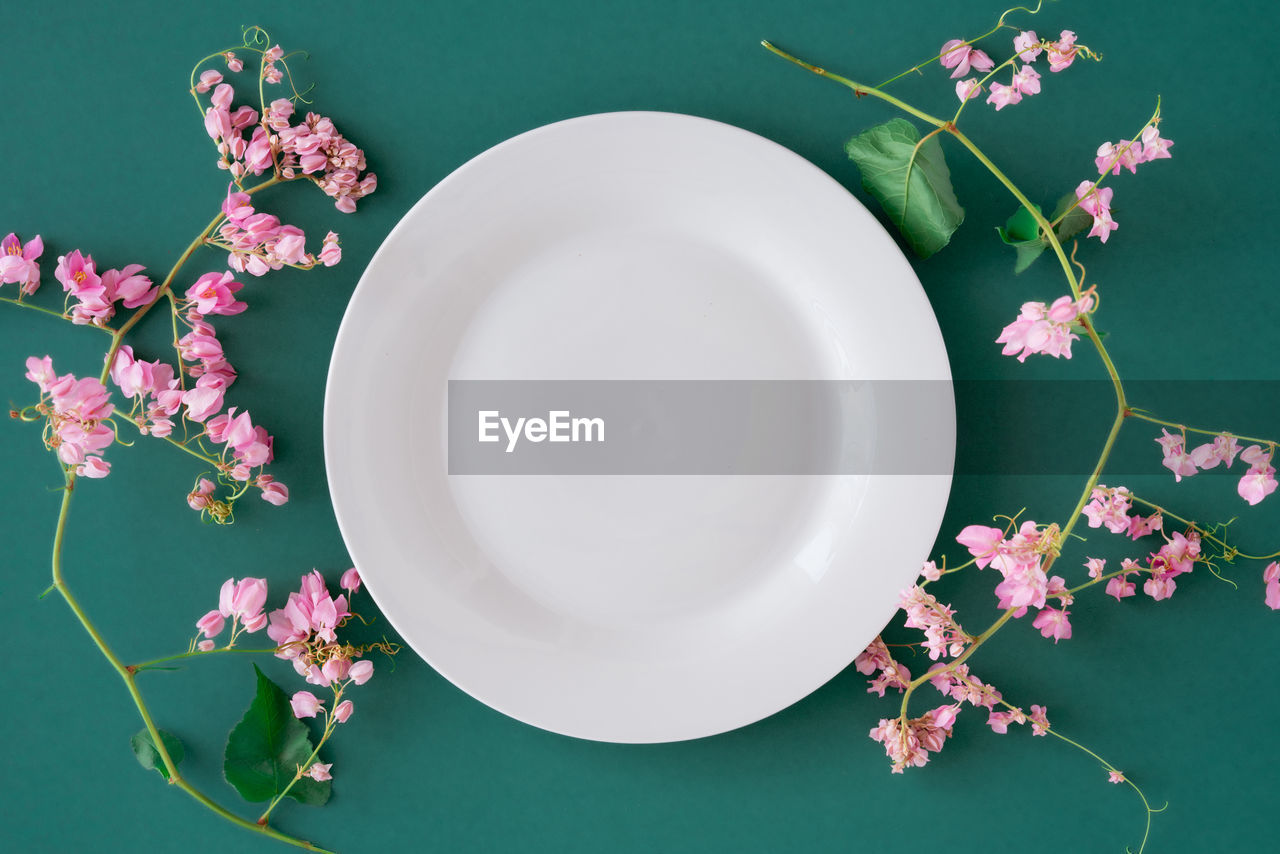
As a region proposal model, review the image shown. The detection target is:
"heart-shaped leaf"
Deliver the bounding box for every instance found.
[131,728,185,781]
[845,118,964,258]
[224,665,330,806]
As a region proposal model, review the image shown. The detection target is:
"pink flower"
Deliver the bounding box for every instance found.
[939,39,994,79]
[1108,770,1127,784]
[340,568,362,594]
[55,249,102,298]
[185,271,246,316]
[987,707,1026,734]
[956,525,1004,568]
[187,478,217,510]
[195,69,223,93]
[1190,433,1239,470]
[1264,562,1280,610]
[1139,126,1173,162]
[1144,575,1177,601]
[259,478,289,506]
[1029,704,1050,735]
[1127,511,1163,540]
[1075,181,1118,243]
[1237,445,1277,505]
[224,52,243,72]
[332,700,354,723]
[870,706,956,772]
[321,657,351,684]
[1013,30,1042,61]
[196,610,225,639]
[1095,140,1143,176]
[77,456,111,478]
[996,293,1093,361]
[955,79,982,103]
[854,636,911,697]
[319,231,342,267]
[305,762,332,782]
[1032,607,1072,642]
[348,659,373,685]
[1085,557,1105,579]
[0,233,44,294]
[290,691,322,719]
[986,82,1021,111]
[218,577,269,627]
[1047,30,1079,72]
[1082,485,1132,533]
[920,560,941,582]
[899,585,968,660]
[1011,65,1041,96]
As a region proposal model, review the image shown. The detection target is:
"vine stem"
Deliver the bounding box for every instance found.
[1128,495,1280,561]
[762,40,1140,724]
[38,175,326,852]
[134,646,281,671]
[0,296,116,331]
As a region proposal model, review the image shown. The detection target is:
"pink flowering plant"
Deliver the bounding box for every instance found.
[5,28,394,853]
[767,5,1277,852]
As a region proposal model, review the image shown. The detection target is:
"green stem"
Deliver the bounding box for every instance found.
[1,297,116,331]
[259,714,336,824]
[174,778,336,853]
[134,647,280,671]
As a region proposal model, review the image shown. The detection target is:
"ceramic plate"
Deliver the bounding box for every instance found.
[324,112,954,742]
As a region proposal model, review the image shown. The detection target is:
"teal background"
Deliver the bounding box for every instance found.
[3,1,1277,852]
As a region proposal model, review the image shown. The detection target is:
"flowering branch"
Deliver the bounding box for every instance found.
[766,6,1274,851]
[5,27,389,853]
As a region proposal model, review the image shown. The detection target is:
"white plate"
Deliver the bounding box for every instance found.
[325,112,954,743]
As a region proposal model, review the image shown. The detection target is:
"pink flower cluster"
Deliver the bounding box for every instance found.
[995,291,1095,362]
[269,569,369,680]
[899,585,969,660]
[854,636,912,697]
[194,576,269,650]
[870,705,957,773]
[109,345,183,437]
[1100,530,1202,603]
[956,521,1074,639]
[1156,429,1276,504]
[1075,125,1173,243]
[988,704,1050,736]
[203,82,270,180]
[214,187,338,276]
[1,233,43,295]
[275,110,378,213]
[1081,485,1163,539]
[25,356,114,478]
[950,30,1080,109]
[928,662,1002,709]
[53,250,158,327]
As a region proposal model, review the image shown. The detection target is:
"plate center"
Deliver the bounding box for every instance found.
[446,225,835,626]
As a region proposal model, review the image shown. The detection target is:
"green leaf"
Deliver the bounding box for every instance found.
[996,203,1047,274]
[131,728,185,781]
[1051,191,1093,243]
[844,118,964,259]
[224,665,331,807]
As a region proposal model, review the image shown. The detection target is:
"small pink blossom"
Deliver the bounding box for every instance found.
[1032,607,1072,642]
[197,639,216,652]
[1108,770,1127,784]
[77,456,111,478]
[987,707,1026,734]
[332,700,354,723]
[1127,512,1163,540]
[0,232,44,294]
[1094,140,1143,176]
[996,293,1093,361]
[985,82,1021,111]
[1237,445,1277,505]
[319,231,342,267]
[185,271,246,316]
[340,568,362,594]
[195,69,223,93]
[1013,30,1042,61]
[939,39,994,79]
[955,78,982,103]
[223,52,243,72]
[305,762,332,782]
[187,478,217,510]
[1047,31,1079,72]
[1264,562,1280,610]
[1084,557,1106,579]
[956,525,1004,568]
[290,690,322,719]
[1139,126,1173,162]
[348,659,373,685]
[1082,485,1133,533]
[196,610,225,639]
[259,478,289,506]
[920,560,941,582]
[1029,704,1050,735]
[1190,433,1240,470]
[1075,182,1117,243]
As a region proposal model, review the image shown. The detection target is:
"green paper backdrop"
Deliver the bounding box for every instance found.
[3,1,1277,852]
